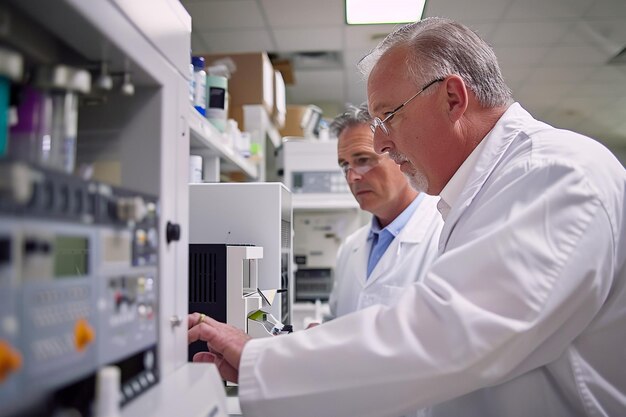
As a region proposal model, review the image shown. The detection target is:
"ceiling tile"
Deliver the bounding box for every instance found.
[504,0,594,20]
[584,0,626,18]
[260,0,344,27]
[514,82,575,110]
[287,69,344,103]
[581,19,626,53]
[568,82,626,98]
[273,28,342,52]
[344,25,397,49]
[492,45,550,67]
[561,21,613,47]
[523,66,595,84]
[500,66,532,92]
[197,30,275,53]
[546,96,614,129]
[424,0,511,21]
[586,66,626,83]
[181,0,626,146]
[517,101,559,120]
[466,22,499,42]
[183,0,264,31]
[540,45,611,66]
[489,21,572,46]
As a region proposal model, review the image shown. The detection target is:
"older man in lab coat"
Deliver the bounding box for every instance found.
[327,103,443,320]
[189,17,626,417]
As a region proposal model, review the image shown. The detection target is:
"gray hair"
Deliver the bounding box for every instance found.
[358,17,513,108]
[329,102,372,138]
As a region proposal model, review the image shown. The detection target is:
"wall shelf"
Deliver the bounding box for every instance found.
[188,105,258,180]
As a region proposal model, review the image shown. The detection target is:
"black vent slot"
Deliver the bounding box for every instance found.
[189,251,217,303]
[189,244,228,362]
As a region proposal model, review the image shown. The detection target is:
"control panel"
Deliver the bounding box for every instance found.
[291,171,349,194]
[0,160,159,416]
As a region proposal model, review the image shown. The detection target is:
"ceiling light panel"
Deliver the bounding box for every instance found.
[346,0,426,25]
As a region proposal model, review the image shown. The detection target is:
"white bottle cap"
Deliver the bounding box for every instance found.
[189,155,203,183]
[95,366,122,417]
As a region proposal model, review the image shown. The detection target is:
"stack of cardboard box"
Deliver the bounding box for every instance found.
[203,52,287,132]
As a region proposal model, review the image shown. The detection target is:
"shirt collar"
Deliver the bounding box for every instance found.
[437,132,490,221]
[368,193,425,240]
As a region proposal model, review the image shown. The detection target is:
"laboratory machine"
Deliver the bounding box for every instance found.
[280,139,368,328]
[0,0,229,416]
[0,160,160,415]
[189,244,289,363]
[293,211,364,302]
[189,182,293,325]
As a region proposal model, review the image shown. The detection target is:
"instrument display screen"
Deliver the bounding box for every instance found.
[54,235,89,277]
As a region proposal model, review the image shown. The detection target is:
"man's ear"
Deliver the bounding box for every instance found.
[443,75,468,122]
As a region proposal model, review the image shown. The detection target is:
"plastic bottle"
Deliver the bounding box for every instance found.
[189,155,203,183]
[188,50,195,104]
[191,57,207,116]
[9,86,47,163]
[94,366,121,417]
[206,75,228,132]
[34,65,91,174]
[0,47,23,158]
[189,63,195,104]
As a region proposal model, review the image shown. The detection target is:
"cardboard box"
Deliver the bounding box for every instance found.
[272,59,295,85]
[203,52,274,116]
[273,70,286,130]
[279,105,309,138]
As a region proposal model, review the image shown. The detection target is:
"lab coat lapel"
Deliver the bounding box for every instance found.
[366,237,400,286]
[348,227,370,286]
[438,105,522,254]
[367,195,439,285]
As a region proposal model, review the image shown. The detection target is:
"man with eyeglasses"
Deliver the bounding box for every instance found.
[322,103,443,323]
[189,17,626,417]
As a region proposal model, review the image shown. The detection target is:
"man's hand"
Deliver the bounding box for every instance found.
[188,312,252,383]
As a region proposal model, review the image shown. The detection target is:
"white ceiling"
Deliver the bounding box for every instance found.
[182,0,626,150]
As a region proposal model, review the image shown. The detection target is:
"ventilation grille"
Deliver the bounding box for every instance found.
[270,51,343,70]
[281,220,291,250]
[189,251,217,303]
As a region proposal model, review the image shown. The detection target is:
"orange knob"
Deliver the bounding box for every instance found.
[0,340,22,383]
[74,318,95,351]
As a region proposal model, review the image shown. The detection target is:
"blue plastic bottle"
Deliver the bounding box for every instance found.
[191,57,207,116]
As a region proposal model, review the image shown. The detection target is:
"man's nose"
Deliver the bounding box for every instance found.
[346,168,362,183]
[373,129,391,154]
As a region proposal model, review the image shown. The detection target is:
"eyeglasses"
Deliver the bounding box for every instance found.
[339,154,383,177]
[370,77,445,135]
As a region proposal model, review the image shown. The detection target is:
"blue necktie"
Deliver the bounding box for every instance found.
[367,230,395,278]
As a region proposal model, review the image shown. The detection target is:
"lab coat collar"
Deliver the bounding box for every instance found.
[365,195,440,286]
[438,102,525,254]
[438,138,486,222]
[367,193,425,242]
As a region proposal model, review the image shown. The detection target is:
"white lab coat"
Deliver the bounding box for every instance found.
[328,194,442,320]
[238,103,626,417]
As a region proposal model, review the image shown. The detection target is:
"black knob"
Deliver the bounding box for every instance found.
[0,238,11,264]
[166,222,181,244]
[24,239,38,254]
